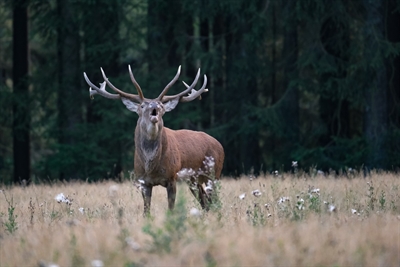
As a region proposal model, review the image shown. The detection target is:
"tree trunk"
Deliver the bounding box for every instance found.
[281,0,299,157]
[363,0,387,168]
[12,0,30,184]
[386,0,400,126]
[57,0,81,180]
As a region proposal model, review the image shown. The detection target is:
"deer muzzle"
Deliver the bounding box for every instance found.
[149,102,159,123]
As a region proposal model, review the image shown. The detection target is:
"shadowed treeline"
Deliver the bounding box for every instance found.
[0,0,399,183]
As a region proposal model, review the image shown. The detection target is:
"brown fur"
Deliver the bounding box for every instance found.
[84,66,224,215]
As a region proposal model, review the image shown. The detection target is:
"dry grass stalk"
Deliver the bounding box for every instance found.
[0,172,399,266]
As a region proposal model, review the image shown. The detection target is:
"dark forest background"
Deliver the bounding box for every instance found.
[1,0,400,184]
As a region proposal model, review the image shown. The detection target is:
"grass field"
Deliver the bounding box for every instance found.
[1,171,399,266]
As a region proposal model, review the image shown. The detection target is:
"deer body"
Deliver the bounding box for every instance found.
[84,66,224,214]
[135,128,224,186]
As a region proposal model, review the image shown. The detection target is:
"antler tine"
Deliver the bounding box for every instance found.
[160,68,201,102]
[84,72,120,100]
[128,65,145,101]
[157,65,182,101]
[180,74,209,102]
[100,67,143,103]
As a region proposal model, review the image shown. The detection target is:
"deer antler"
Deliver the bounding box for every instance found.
[83,72,120,100]
[159,68,206,103]
[180,75,209,102]
[156,66,182,101]
[128,65,145,101]
[100,68,144,103]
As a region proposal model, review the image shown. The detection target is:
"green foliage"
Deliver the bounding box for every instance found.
[1,0,400,182]
[69,234,85,267]
[142,192,188,254]
[2,191,18,234]
[246,204,267,227]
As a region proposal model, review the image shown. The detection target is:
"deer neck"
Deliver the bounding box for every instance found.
[135,121,165,172]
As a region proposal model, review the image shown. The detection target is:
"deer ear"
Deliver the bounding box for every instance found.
[164,98,179,112]
[121,97,140,114]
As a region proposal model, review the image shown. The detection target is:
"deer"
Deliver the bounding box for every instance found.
[83,66,224,215]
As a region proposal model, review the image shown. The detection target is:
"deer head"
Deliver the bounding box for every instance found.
[84,66,208,139]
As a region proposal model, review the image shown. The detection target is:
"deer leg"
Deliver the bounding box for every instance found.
[198,184,211,211]
[166,180,176,210]
[141,184,153,216]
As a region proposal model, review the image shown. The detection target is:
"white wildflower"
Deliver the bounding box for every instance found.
[177,168,196,179]
[273,170,279,176]
[39,261,59,267]
[296,197,305,210]
[252,189,262,197]
[239,193,246,200]
[55,193,72,205]
[328,205,336,212]
[205,180,213,194]
[91,260,104,267]
[291,161,298,167]
[278,197,290,204]
[78,207,85,214]
[189,207,202,217]
[204,156,215,169]
[310,188,320,195]
[351,209,357,214]
[55,193,65,203]
[125,237,141,251]
[267,213,272,217]
[108,185,119,198]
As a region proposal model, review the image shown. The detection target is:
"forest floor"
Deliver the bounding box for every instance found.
[1,171,399,266]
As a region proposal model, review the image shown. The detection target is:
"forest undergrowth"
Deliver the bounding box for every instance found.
[1,170,399,266]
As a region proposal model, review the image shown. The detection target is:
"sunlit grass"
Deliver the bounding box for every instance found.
[1,171,399,266]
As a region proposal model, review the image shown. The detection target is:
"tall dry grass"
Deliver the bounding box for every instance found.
[1,171,399,266]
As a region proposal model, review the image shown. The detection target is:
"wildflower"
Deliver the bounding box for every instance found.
[78,207,85,214]
[267,213,272,217]
[55,193,72,205]
[38,261,60,267]
[296,196,305,210]
[205,180,213,194]
[108,185,119,198]
[177,168,195,179]
[203,156,215,169]
[91,260,104,267]
[189,207,202,217]
[278,197,290,204]
[328,205,336,212]
[291,161,298,167]
[252,190,262,197]
[239,193,246,200]
[310,188,320,195]
[273,170,279,176]
[351,209,357,214]
[125,237,141,251]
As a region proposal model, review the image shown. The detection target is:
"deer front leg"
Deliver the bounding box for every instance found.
[166,180,176,210]
[141,184,153,216]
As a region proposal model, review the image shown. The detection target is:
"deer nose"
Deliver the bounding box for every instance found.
[149,102,158,110]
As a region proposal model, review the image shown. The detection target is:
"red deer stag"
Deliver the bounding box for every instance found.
[83,66,224,215]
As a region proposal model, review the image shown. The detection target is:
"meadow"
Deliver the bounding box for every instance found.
[1,170,399,267]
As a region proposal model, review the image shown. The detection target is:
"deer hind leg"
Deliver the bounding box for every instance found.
[166,180,176,210]
[198,183,212,211]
